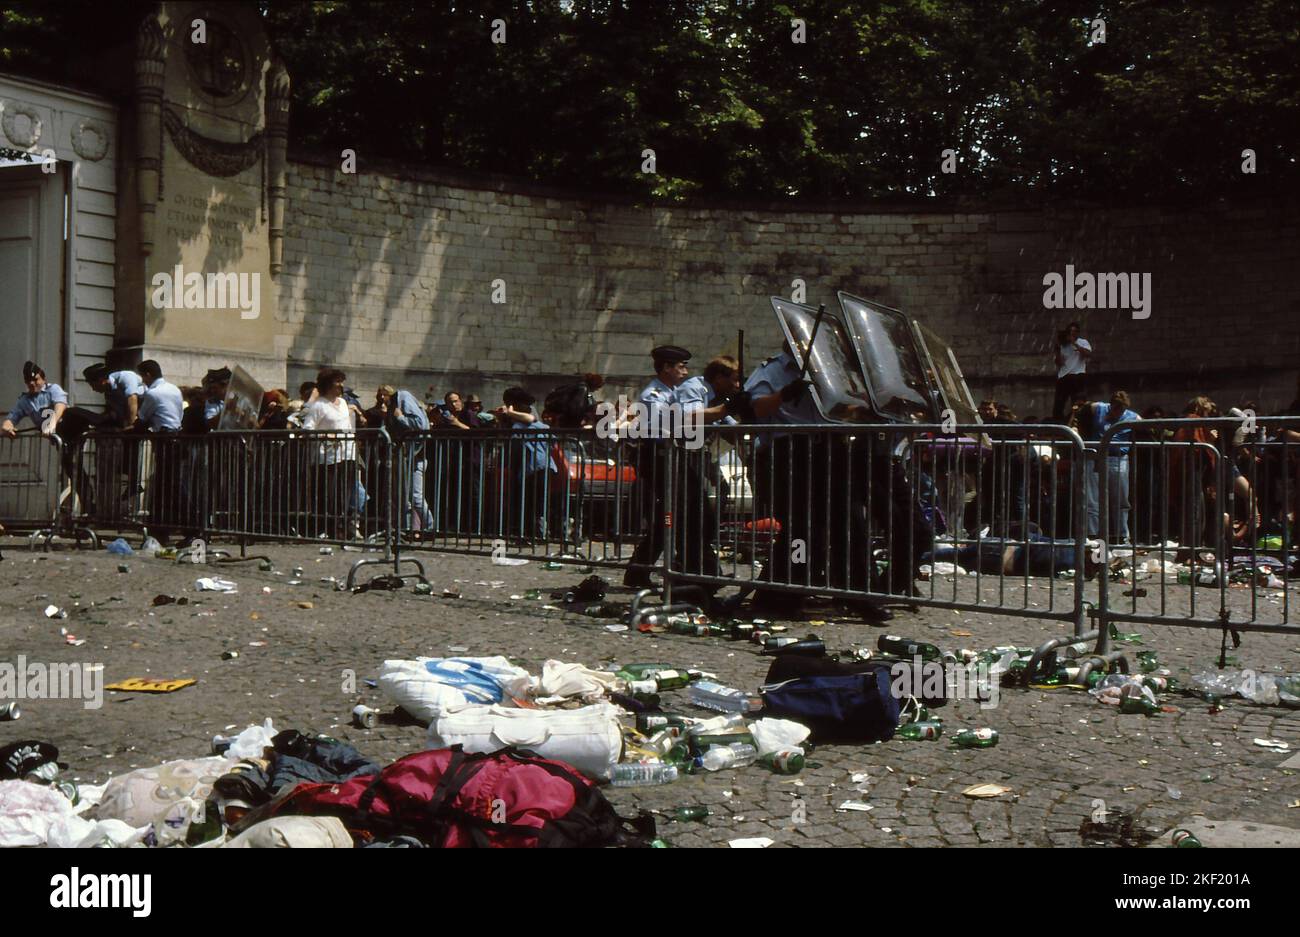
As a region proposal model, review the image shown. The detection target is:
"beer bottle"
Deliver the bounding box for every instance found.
[758,749,805,775]
[950,728,999,749]
[877,634,942,662]
[895,721,943,740]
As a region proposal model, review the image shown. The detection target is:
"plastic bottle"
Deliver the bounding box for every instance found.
[895,721,943,740]
[950,728,999,748]
[700,742,758,771]
[758,749,805,774]
[688,680,759,713]
[610,763,679,787]
[685,712,746,735]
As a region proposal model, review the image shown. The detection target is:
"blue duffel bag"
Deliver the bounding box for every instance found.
[759,669,900,744]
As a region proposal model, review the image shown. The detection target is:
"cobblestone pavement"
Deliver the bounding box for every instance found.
[2,538,1297,848]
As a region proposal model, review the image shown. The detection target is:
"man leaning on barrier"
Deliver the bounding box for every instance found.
[133,360,185,543]
[379,385,435,538]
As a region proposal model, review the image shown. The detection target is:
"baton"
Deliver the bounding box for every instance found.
[737,329,745,381]
[798,304,827,381]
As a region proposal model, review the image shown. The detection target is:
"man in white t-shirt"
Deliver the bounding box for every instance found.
[1052,321,1092,422]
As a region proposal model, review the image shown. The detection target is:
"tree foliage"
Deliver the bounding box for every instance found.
[3,0,1296,201]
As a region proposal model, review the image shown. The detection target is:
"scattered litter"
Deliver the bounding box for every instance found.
[296,601,314,610]
[248,641,267,648]
[43,605,66,619]
[728,837,774,848]
[105,538,134,556]
[104,677,197,693]
[836,800,873,812]
[962,783,1012,798]
[605,625,628,633]
[194,577,237,593]
[492,557,529,566]
[64,635,86,647]
[1254,738,1290,751]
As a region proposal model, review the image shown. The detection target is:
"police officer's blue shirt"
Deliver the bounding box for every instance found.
[635,377,682,441]
[1095,403,1141,456]
[138,378,184,431]
[743,352,824,447]
[204,398,224,422]
[676,375,737,427]
[104,371,143,423]
[7,382,69,428]
[391,390,430,432]
[510,414,557,473]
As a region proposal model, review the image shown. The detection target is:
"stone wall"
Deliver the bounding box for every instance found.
[278,150,1300,418]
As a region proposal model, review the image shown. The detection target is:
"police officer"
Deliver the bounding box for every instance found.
[134,360,184,543]
[738,344,892,622]
[623,345,721,589]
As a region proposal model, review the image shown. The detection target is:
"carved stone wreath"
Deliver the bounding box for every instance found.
[71,119,110,161]
[162,106,263,177]
[1,102,43,148]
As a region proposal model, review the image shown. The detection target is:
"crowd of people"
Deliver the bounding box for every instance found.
[3,319,1298,611]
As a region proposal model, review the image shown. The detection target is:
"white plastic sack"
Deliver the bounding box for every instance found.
[749,717,812,756]
[378,657,535,723]
[225,718,278,760]
[0,780,77,847]
[91,756,229,846]
[222,816,353,848]
[428,702,622,779]
[50,817,149,849]
[538,660,621,699]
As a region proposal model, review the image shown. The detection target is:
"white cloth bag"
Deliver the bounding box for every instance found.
[427,703,623,779]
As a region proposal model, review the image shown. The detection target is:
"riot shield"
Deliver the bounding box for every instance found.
[837,291,937,423]
[770,297,875,423]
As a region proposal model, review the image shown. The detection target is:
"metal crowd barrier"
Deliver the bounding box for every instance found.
[390,428,641,574]
[1096,416,1300,650]
[661,423,1098,672]
[0,430,78,546]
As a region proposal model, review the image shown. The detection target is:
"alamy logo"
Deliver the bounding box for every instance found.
[150,264,260,320]
[1042,265,1150,320]
[890,656,999,709]
[0,657,103,710]
[50,868,151,917]
[594,397,703,450]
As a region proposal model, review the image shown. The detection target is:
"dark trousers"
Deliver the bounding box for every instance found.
[1053,372,1088,422]
[313,460,356,539]
[627,444,721,581]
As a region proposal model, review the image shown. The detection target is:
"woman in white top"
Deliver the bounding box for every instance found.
[299,368,364,539]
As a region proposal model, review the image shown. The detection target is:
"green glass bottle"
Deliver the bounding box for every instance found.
[654,669,691,690]
[621,663,673,680]
[950,728,999,748]
[877,635,941,662]
[1171,829,1203,848]
[758,750,805,774]
[672,805,710,822]
[895,720,943,740]
[1119,693,1160,716]
[636,712,692,733]
[689,731,755,757]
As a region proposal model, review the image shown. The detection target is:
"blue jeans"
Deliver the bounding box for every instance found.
[407,456,433,530]
[1086,454,1130,542]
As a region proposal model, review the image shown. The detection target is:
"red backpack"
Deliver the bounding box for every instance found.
[246,746,655,848]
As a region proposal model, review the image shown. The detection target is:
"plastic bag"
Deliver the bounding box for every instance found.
[749,717,811,756]
[106,537,133,555]
[0,780,77,847]
[1089,673,1151,706]
[538,660,621,699]
[91,756,229,846]
[224,718,278,760]
[378,657,534,723]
